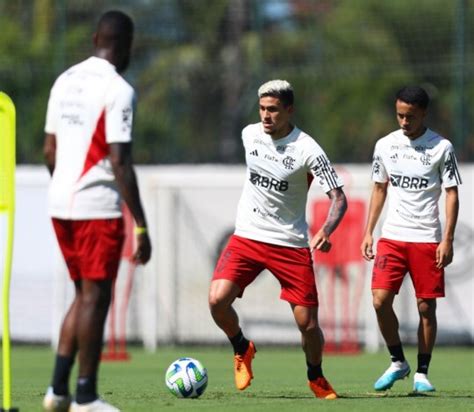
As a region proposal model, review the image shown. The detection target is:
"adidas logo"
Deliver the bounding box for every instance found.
[250,149,258,156]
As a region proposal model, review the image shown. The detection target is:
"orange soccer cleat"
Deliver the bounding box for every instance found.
[234,341,256,390]
[308,376,338,400]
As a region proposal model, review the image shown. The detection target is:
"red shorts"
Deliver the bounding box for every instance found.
[212,235,318,306]
[372,238,444,298]
[52,218,125,281]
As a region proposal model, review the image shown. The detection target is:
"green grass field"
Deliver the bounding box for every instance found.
[2,345,473,411]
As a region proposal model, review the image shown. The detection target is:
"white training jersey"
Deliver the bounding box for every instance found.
[235,123,343,247]
[45,56,134,219]
[371,128,462,242]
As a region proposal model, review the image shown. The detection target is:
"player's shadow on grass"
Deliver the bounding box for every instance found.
[336,392,474,400]
[245,394,310,400]
[243,392,474,400]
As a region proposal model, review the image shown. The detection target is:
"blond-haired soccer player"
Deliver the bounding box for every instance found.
[42,11,151,412]
[209,80,347,399]
[361,86,461,392]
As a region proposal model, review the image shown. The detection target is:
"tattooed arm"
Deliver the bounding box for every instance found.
[309,187,348,253]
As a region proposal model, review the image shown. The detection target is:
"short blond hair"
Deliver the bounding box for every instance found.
[258,80,294,106]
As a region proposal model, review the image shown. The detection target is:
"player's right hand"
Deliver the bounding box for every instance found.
[361,234,375,261]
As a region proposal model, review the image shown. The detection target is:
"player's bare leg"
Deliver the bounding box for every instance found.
[208,279,241,337]
[43,283,81,411]
[417,298,437,354]
[372,289,410,390]
[372,289,401,345]
[57,282,81,357]
[414,298,437,392]
[291,304,337,400]
[291,304,322,364]
[209,279,256,390]
[75,279,113,404]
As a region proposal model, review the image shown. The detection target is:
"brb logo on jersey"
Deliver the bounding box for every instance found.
[390,174,429,189]
[250,172,288,192]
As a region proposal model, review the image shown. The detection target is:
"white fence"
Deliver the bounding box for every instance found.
[0,165,473,352]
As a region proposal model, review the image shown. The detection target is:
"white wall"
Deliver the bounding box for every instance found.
[0,165,472,351]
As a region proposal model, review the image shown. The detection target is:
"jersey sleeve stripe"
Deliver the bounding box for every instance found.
[447,152,462,184]
[316,155,338,189]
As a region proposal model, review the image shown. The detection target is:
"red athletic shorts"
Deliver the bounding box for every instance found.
[371,238,444,298]
[212,234,318,306]
[52,218,125,281]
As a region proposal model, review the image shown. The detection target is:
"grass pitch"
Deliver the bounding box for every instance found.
[2,345,473,411]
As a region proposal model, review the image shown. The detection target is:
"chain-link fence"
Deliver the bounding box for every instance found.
[1,0,472,164]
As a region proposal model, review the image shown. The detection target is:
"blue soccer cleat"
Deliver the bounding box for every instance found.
[374,361,411,391]
[413,372,436,392]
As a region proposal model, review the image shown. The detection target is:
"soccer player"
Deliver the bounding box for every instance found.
[42,11,151,412]
[208,80,347,399]
[361,86,461,392]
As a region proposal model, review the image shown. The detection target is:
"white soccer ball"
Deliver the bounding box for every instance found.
[165,357,208,398]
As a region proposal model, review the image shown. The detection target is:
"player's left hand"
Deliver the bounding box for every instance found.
[436,239,453,268]
[133,232,152,264]
[310,230,332,253]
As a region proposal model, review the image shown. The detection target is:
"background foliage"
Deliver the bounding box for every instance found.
[1,0,472,164]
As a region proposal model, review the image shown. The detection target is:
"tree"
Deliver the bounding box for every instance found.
[1,0,472,164]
